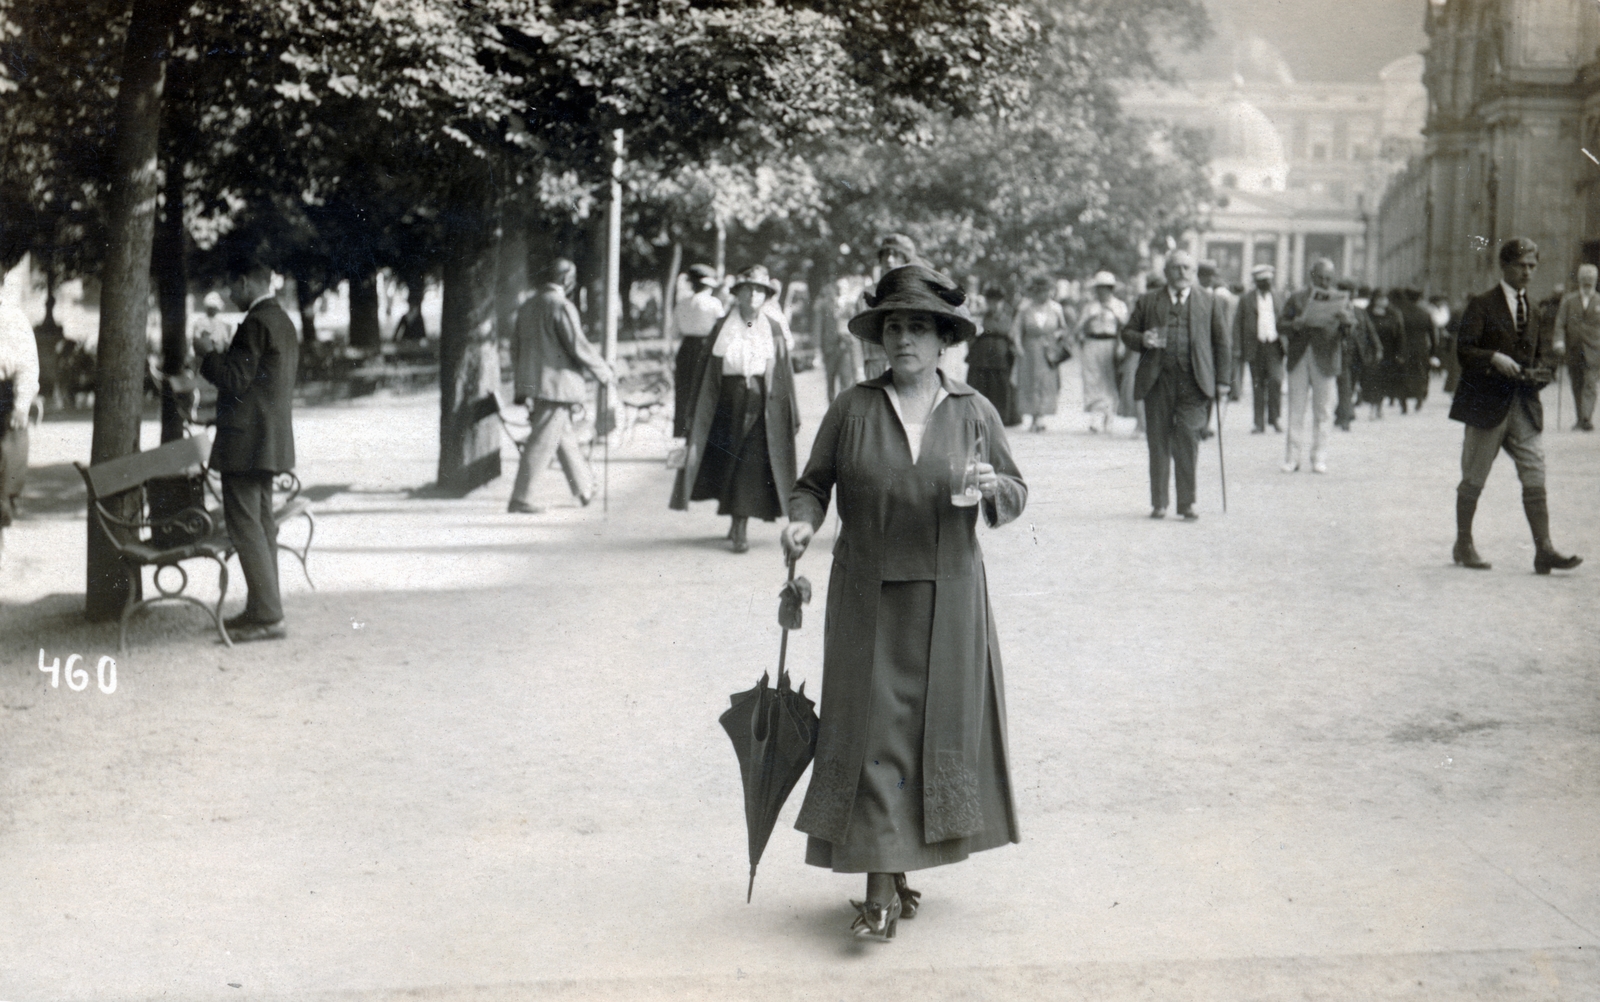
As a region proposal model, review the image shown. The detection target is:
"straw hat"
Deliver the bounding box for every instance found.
[1089,271,1117,288]
[730,264,780,296]
[847,265,976,344]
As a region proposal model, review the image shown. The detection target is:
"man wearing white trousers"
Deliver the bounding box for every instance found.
[1277,258,1350,474]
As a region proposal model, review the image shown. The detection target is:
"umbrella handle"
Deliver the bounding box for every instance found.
[776,555,799,682]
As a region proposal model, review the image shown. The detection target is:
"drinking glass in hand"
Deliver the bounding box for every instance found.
[950,437,983,507]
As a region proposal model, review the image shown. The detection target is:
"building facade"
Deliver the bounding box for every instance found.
[1375,0,1600,305]
[1125,50,1425,289]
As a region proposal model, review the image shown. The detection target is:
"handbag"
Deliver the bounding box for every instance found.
[666,439,687,470]
[1043,337,1072,367]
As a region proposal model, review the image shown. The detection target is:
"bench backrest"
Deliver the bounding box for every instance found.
[80,436,211,501]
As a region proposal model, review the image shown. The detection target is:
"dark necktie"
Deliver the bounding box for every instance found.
[1516,291,1527,337]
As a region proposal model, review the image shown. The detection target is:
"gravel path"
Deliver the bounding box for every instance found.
[2,366,1596,1001]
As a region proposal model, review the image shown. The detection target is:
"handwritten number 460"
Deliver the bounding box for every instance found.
[39,650,117,694]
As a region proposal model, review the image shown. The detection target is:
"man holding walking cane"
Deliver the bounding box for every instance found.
[1120,250,1232,521]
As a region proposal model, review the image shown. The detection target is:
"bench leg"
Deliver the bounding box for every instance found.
[212,555,233,647]
[117,560,141,655]
[294,511,315,590]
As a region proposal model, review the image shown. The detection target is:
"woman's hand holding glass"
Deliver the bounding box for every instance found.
[781,521,814,561]
[973,462,999,499]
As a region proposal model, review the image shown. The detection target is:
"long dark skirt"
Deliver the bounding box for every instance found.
[673,335,710,439]
[968,367,1020,427]
[690,374,783,520]
[805,580,1016,874]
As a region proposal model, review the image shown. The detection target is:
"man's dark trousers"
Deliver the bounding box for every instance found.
[1145,363,1209,511]
[1249,350,1283,430]
[1335,362,1356,427]
[222,470,282,623]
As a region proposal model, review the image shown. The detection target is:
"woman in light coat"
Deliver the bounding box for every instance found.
[1009,275,1067,431]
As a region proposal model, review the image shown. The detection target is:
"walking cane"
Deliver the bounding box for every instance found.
[599,382,610,514]
[1556,364,1564,432]
[1216,393,1229,513]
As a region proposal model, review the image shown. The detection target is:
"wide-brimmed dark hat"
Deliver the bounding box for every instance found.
[847,265,976,344]
[730,264,780,296]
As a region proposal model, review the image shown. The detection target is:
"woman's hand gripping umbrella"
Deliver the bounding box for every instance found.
[718,554,819,902]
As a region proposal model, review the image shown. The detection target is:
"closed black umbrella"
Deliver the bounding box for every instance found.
[719,559,818,902]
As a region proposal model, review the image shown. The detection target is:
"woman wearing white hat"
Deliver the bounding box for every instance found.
[1074,271,1128,433]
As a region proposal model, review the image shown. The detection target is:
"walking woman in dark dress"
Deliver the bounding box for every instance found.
[1397,288,1436,412]
[964,286,1020,426]
[671,265,799,553]
[1368,289,1405,418]
[781,264,1025,940]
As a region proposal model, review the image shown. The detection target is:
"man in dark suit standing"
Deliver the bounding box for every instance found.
[1233,263,1284,434]
[1121,250,1231,521]
[1450,237,1580,574]
[196,258,298,640]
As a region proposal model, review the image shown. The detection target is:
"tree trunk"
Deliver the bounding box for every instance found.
[295,274,321,346]
[86,0,183,622]
[154,115,189,444]
[494,208,528,347]
[347,266,381,350]
[714,218,726,279]
[436,182,502,496]
[43,248,57,328]
[661,240,682,346]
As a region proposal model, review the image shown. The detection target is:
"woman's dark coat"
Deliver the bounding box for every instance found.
[670,312,799,513]
[788,372,1025,847]
[1369,308,1406,403]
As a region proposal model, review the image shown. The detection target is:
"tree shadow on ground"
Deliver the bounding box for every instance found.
[15,463,87,519]
[300,483,352,503]
[0,591,232,664]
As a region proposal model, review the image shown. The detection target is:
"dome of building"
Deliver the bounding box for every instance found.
[1209,95,1289,193]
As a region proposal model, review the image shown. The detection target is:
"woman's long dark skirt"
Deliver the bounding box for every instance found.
[967,368,1021,427]
[806,580,1016,874]
[690,374,783,520]
[673,335,710,439]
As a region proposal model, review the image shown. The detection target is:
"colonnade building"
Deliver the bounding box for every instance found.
[1125,45,1425,290]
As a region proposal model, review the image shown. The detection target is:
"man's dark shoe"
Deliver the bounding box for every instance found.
[224,612,280,631]
[1534,548,1582,575]
[1178,507,1199,522]
[507,501,545,514]
[231,621,287,642]
[1251,425,1264,434]
[1452,539,1491,570]
[1198,428,1214,441]
[1150,507,1166,520]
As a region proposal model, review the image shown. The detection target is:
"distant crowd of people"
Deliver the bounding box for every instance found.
[647,232,1588,574]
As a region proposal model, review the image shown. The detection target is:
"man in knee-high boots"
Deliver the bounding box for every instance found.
[1450,238,1580,575]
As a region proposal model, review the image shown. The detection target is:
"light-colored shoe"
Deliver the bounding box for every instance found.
[1311,461,1328,474]
[1280,461,1300,473]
